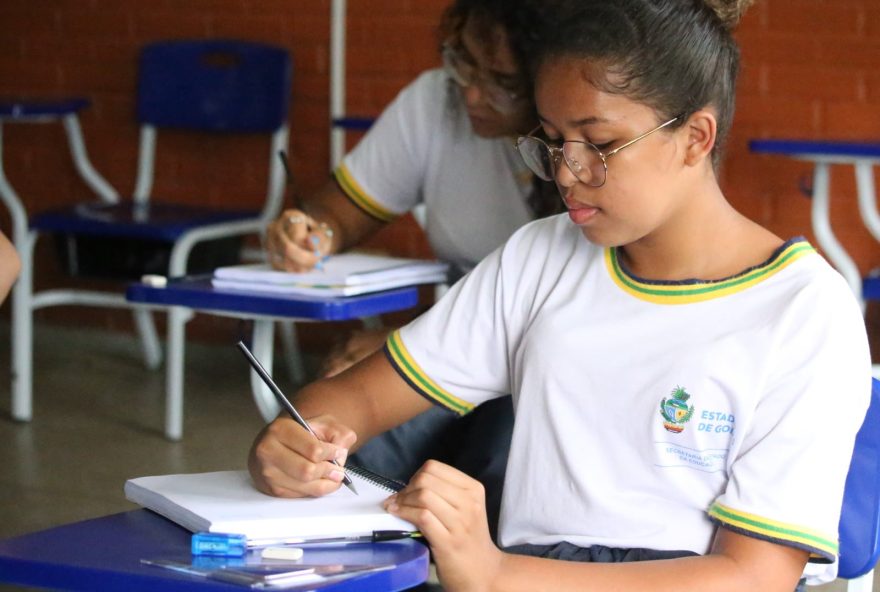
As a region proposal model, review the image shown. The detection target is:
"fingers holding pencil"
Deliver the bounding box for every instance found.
[249,414,356,498]
[266,209,332,272]
[270,150,333,272]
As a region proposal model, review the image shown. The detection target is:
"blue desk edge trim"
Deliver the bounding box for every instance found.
[749,139,880,158]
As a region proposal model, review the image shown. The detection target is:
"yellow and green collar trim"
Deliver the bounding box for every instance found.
[709,502,837,561]
[333,164,398,223]
[606,239,816,304]
[384,330,473,416]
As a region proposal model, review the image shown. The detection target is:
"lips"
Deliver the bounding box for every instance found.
[467,114,488,126]
[563,198,600,225]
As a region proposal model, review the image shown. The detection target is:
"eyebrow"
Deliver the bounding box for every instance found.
[538,114,611,127]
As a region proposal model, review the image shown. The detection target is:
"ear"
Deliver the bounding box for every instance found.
[681,109,717,167]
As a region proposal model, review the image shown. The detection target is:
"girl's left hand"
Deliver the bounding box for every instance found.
[384,460,504,592]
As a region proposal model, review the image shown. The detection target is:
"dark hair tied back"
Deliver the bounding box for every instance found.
[703,0,755,30]
[534,0,757,168]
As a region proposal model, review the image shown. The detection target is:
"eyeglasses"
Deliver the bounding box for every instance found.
[515,116,681,188]
[441,42,525,115]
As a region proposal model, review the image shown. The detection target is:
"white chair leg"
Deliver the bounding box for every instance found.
[10,233,35,421]
[251,320,281,422]
[164,306,192,441]
[133,308,162,369]
[812,162,864,309]
[846,570,874,592]
[277,320,306,386]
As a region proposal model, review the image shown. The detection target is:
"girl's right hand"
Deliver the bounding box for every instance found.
[265,209,332,272]
[248,414,358,498]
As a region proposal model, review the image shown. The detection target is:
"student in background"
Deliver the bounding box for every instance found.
[250,0,872,589]
[0,231,20,305]
[263,0,559,540]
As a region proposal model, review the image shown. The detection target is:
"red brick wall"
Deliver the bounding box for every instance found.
[730,0,880,272]
[0,0,877,341]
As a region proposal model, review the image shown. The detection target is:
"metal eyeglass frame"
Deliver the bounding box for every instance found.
[441,42,526,115]
[516,115,682,187]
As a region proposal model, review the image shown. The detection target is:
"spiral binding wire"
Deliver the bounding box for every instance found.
[347,464,406,493]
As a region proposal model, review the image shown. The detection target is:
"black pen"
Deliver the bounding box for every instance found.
[236,340,358,495]
[246,530,422,548]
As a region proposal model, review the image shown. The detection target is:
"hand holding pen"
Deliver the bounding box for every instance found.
[267,151,333,272]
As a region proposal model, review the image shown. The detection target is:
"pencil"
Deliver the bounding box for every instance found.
[236,340,358,495]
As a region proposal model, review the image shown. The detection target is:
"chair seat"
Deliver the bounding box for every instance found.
[31,201,259,242]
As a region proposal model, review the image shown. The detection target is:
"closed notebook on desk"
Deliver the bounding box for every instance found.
[124,467,415,540]
[212,253,449,297]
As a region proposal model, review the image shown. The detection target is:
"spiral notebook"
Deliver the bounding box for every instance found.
[124,466,415,541]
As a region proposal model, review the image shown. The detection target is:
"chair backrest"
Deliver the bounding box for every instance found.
[137,40,291,132]
[838,377,880,579]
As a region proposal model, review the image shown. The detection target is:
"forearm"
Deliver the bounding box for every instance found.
[300,182,385,254]
[0,232,20,304]
[293,349,432,451]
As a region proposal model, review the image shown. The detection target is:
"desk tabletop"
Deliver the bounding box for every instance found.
[0,510,429,591]
[749,139,880,159]
[126,277,420,321]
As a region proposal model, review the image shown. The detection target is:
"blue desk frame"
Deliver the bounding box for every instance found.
[0,510,429,591]
[749,139,880,305]
[126,278,419,440]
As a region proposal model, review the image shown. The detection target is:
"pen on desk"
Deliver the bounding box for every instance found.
[236,340,358,495]
[246,531,423,548]
[277,150,326,271]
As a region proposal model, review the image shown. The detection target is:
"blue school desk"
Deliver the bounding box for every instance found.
[748,139,880,307]
[0,510,430,591]
[126,278,419,440]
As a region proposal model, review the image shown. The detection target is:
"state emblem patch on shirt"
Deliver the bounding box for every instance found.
[660,386,695,433]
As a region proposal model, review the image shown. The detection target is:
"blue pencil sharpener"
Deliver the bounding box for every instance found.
[191,532,248,557]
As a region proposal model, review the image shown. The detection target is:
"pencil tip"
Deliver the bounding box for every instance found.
[345,479,359,496]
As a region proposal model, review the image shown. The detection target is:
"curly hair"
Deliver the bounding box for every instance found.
[439,0,549,101]
[438,0,564,218]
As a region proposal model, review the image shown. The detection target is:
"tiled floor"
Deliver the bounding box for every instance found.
[0,322,873,591]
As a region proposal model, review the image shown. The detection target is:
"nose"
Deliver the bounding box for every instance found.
[460,82,488,109]
[554,156,580,188]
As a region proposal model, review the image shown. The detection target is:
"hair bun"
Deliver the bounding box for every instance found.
[703,0,755,29]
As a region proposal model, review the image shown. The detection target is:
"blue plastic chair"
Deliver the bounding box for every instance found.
[8,40,292,439]
[32,39,292,275]
[838,377,880,590]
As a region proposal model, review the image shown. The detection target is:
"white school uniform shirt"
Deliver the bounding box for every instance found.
[384,214,872,585]
[332,68,535,277]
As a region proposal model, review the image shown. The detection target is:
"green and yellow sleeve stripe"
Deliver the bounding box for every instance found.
[709,502,837,561]
[383,330,474,416]
[333,164,398,223]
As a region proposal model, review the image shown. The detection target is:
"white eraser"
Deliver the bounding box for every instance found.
[261,546,304,561]
[141,274,167,288]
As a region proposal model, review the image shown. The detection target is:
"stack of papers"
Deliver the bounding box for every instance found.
[212,253,449,297]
